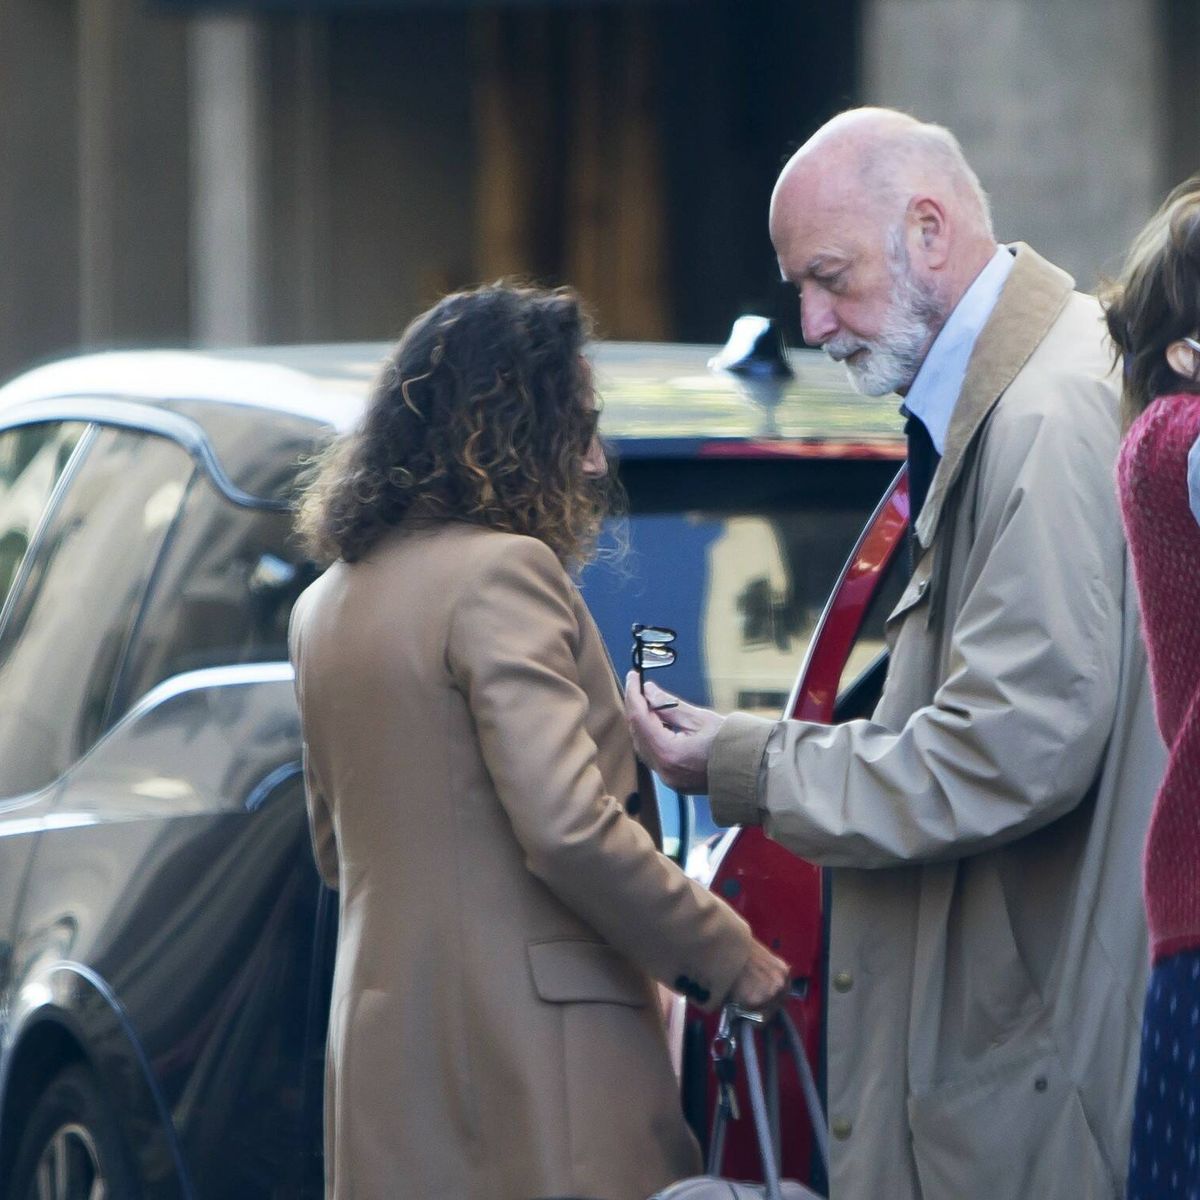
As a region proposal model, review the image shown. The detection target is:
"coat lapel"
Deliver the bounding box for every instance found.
[914,244,1075,548]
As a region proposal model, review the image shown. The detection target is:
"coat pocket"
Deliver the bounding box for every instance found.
[907,1049,1117,1200]
[527,938,649,1006]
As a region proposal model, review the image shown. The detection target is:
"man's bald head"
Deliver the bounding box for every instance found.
[772,108,993,249]
[770,107,999,396]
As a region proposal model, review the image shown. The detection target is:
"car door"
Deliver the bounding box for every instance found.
[0,420,90,985]
[1,422,324,1200]
[96,461,325,1200]
[0,422,216,1194]
[683,469,910,1192]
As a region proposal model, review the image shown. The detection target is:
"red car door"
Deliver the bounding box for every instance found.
[685,469,909,1189]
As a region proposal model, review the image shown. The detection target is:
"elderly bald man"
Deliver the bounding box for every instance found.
[627,108,1163,1199]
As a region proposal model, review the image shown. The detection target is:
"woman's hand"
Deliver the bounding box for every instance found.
[728,939,791,1013]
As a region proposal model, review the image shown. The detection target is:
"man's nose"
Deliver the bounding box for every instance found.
[799,284,838,346]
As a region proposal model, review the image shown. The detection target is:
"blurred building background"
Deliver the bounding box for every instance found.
[0,0,1195,380]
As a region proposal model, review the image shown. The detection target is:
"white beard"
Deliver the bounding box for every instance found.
[825,232,945,397]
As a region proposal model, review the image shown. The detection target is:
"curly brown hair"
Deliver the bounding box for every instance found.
[296,284,616,566]
[1102,175,1200,428]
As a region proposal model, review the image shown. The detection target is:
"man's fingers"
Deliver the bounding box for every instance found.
[624,669,648,715]
[642,679,683,709]
[626,674,686,733]
[641,681,696,730]
[624,672,676,758]
[624,671,715,792]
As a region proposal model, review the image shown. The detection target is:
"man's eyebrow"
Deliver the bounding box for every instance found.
[806,254,848,275]
[781,254,848,283]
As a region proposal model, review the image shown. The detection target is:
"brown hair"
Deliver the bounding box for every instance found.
[1102,175,1200,428]
[296,284,614,566]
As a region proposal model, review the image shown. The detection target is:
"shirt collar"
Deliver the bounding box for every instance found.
[902,245,1015,454]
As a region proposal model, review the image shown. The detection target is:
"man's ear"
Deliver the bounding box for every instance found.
[1166,339,1200,381]
[909,196,950,269]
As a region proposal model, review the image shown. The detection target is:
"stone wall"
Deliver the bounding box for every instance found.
[861,0,1171,291]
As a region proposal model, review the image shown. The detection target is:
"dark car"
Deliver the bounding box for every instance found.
[0,336,903,1199]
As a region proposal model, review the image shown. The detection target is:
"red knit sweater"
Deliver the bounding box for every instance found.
[1117,392,1200,963]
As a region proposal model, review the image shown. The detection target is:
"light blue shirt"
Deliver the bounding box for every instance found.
[902,245,1015,454]
[1189,433,1200,528]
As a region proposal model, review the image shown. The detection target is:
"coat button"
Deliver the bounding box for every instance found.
[625,791,642,816]
[832,971,853,993]
[675,975,690,992]
[832,1117,852,1140]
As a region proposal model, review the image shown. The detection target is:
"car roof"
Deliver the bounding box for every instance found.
[0,340,904,481]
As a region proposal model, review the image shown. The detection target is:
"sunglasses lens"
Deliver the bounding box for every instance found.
[632,624,675,645]
[639,644,676,667]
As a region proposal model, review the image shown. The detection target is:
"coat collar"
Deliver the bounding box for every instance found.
[914,243,1075,548]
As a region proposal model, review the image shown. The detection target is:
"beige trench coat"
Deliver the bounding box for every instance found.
[290,521,753,1200]
[710,245,1166,1200]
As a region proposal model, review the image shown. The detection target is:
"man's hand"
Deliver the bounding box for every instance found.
[624,671,724,794]
[728,939,790,1013]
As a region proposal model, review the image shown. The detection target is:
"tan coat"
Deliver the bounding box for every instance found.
[710,246,1166,1200]
[289,521,753,1200]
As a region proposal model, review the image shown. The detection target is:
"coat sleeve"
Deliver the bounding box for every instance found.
[447,535,753,1008]
[711,374,1126,868]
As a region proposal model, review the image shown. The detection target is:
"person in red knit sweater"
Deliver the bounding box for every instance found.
[1105,176,1200,1200]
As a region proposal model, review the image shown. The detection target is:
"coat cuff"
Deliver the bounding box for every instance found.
[696,914,756,1013]
[709,712,774,828]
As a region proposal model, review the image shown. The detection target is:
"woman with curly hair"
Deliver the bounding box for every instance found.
[289,284,788,1200]
[1104,179,1200,1199]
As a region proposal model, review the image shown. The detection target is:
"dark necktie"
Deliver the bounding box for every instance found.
[904,412,939,527]
[905,412,940,571]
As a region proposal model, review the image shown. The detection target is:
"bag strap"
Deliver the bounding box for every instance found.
[764,1015,782,1175]
[705,1008,784,1200]
[706,1007,739,1175]
[775,1009,828,1173]
[738,1015,785,1200]
[706,1006,830,1195]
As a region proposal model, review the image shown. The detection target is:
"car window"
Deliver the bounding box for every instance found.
[113,476,319,717]
[580,456,894,843]
[0,428,194,798]
[0,423,86,611]
[586,509,872,714]
[156,397,329,506]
